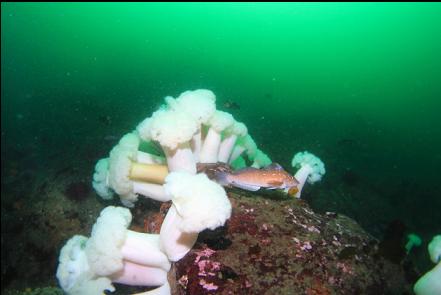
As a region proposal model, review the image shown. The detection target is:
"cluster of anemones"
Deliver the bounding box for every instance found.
[56,89,325,295]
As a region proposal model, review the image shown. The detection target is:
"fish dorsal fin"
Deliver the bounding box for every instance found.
[264,163,284,171]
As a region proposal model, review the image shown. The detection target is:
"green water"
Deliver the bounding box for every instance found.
[2,2,441,282]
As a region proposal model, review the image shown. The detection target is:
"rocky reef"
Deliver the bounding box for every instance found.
[170,189,412,294]
[2,171,414,294]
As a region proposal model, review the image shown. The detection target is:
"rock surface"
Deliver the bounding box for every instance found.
[1,170,414,294]
[171,189,412,294]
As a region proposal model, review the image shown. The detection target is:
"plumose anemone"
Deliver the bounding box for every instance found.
[58,89,326,295]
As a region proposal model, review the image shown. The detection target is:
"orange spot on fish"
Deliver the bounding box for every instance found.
[288,186,299,197]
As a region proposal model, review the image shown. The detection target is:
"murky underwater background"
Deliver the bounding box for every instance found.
[1,2,441,292]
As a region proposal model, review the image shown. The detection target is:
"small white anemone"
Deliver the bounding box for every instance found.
[291,151,326,198]
[160,172,232,261]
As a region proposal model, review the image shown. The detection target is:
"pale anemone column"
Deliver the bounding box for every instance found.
[199,110,235,163]
[149,108,198,174]
[291,151,325,198]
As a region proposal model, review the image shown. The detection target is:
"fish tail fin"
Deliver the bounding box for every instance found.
[214,171,231,187]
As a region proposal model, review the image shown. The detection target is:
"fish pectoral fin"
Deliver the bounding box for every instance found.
[267,180,283,186]
[232,182,261,191]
